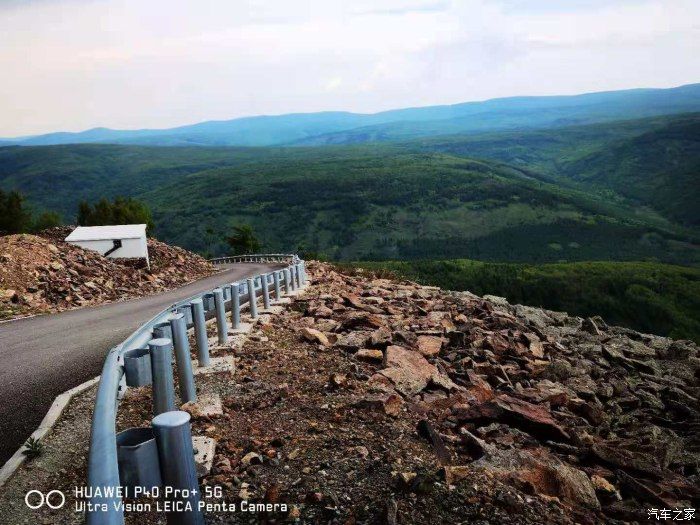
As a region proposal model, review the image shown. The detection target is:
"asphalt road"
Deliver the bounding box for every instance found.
[0,263,280,465]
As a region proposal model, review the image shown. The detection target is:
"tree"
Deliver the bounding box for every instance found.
[226,224,261,255]
[75,197,154,233]
[203,227,217,259]
[0,189,32,234]
[77,200,91,226]
[32,211,62,232]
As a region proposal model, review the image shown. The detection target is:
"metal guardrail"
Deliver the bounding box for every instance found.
[209,253,300,265]
[86,254,306,525]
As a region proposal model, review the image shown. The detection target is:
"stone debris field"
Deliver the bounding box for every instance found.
[0,227,216,320]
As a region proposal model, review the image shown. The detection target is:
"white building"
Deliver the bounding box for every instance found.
[65,224,150,268]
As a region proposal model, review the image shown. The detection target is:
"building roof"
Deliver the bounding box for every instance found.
[65,224,147,242]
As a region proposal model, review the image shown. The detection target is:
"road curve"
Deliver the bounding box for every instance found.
[0,262,280,465]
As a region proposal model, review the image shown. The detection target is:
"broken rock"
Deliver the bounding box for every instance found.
[241,452,263,466]
[357,393,403,417]
[454,394,570,441]
[380,345,437,396]
[335,331,370,351]
[416,335,443,357]
[300,327,330,346]
[355,349,384,362]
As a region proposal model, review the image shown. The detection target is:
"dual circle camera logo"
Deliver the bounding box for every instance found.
[25,489,66,509]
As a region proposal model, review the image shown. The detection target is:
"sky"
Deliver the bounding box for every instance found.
[1,0,699,136]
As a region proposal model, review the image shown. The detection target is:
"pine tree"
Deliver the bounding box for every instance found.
[74,197,154,233]
[226,224,262,255]
[0,190,32,234]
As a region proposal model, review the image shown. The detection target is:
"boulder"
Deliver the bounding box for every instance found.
[335,331,370,350]
[340,311,384,330]
[416,335,443,357]
[357,393,403,417]
[379,345,439,396]
[582,317,603,336]
[369,327,392,348]
[454,394,570,441]
[355,349,384,362]
[300,327,330,346]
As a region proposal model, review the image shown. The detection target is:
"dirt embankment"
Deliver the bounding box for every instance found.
[0,227,216,320]
[126,262,699,523]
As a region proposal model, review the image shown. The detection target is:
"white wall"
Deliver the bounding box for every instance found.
[69,237,149,265]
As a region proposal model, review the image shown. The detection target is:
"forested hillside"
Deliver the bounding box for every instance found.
[0,143,696,264]
[2,108,699,344]
[401,113,700,226]
[560,116,700,226]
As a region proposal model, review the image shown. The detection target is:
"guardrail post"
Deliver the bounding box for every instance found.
[152,411,204,525]
[283,268,291,294]
[153,321,172,340]
[273,271,281,303]
[170,313,197,402]
[213,287,228,345]
[261,273,271,310]
[247,277,258,319]
[231,282,240,330]
[149,338,176,416]
[190,299,209,367]
[289,266,297,292]
[294,264,301,289]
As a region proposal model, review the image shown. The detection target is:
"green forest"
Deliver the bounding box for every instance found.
[0,111,698,341]
[1,115,698,263]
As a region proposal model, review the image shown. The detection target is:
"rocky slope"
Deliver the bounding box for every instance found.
[256,262,698,523]
[0,227,216,320]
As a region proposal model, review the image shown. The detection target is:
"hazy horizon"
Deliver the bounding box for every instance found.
[2,0,699,136]
[3,80,698,140]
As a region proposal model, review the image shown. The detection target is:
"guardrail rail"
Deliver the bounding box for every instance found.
[86,254,306,525]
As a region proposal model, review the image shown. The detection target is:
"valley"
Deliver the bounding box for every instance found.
[1,93,698,345]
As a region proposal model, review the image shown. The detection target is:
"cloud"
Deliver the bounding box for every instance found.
[0,0,698,135]
[493,0,648,13]
[349,1,451,16]
[324,76,343,91]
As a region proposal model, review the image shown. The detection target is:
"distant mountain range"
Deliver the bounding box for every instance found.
[3,83,700,148]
